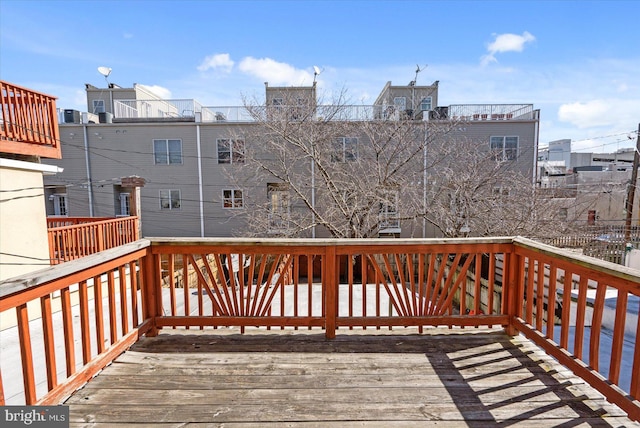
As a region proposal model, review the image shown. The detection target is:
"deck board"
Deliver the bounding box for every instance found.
[66,327,639,426]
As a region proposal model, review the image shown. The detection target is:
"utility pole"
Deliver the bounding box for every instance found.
[624,123,640,243]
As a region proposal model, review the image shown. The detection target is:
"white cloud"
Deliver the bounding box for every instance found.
[238,57,313,85]
[481,31,535,66]
[197,53,234,72]
[138,84,172,99]
[558,99,640,129]
[123,32,133,39]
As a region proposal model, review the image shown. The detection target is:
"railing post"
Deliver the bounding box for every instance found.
[504,246,522,336]
[324,244,338,339]
[142,249,160,336]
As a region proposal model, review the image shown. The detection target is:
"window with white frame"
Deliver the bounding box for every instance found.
[53,194,68,216]
[490,136,519,161]
[120,193,131,216]
[332,137,358,162]
[268,183,290,231]
[93,100,105,114]
[379,192,399,229]
[223,189,244,209]
[217,139,245,164]
[154,139,183,164]
[160,190,181,210]
[420,97,432,111]
[393,97,407,111]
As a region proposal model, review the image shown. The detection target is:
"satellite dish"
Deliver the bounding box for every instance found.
[313,65,321,75]
[97,66,112,78]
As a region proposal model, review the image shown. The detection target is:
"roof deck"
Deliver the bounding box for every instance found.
[1,80,61,159]
[65,328,633,426]
[1,237,639,424]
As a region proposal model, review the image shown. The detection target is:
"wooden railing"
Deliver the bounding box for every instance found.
[46,217,113,228]
[47,217,139,264]
[0,80,61,159]
[0,237,638,420]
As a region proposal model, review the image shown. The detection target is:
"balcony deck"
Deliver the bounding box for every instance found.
[1,237,639,425]
[66,328,635,426]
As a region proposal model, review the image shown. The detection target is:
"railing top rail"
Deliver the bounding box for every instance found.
[147,236,517,248]
[514,236,640,284]
[0,239,150,300]
[47,216,138,231]
[0,80,58,100]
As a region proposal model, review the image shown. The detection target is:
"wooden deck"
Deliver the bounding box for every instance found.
[65,327,637,427]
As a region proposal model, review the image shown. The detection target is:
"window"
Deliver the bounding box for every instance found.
[268,183,290,231]
[379,192,399,230]
[53,194,68,216]
[420,97,432,111]
[393,97,407,111]
[120,193,131,216]
[490,136,519,161]
[217,139,245,164]
[492,186,511,196]
[559,207,568,221]
[93,100,105,114]
[160,190,181,210]
[332,137,358,162]
[154,139,182,164]
[223,189,244,209]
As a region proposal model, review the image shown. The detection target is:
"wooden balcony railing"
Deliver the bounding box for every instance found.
[47,216,139,264]
[0,237,638,420]
[0,80,61,159]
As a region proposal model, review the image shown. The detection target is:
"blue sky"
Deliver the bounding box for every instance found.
[1,0,639,152]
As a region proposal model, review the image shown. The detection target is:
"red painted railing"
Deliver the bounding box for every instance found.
[0,80,61,159]
[47,217,139,264]
[0,237,638,420]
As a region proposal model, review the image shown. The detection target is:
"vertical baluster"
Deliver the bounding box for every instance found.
[560,269,573,350]
[589,281,606,372]
[79,280,91,365]
[574,276,589,361]
[119,266,129,335]
[107,271,117,344]
[17,303,36,404]
[40,295,57,391]
[168,254,176,329]
[129,260,139,327]
[61,287,76,376]
[609,291,628,384]
[546,264,558,341]
[94,274,105,354]
[535,259,545,331]
[183,255,190,329]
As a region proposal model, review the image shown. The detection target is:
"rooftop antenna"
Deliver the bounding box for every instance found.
[313,65,322,85]
[410,64,427,86]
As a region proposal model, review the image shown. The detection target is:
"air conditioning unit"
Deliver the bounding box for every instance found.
[429,106,449,120]
[64,109,81,124]
[98,112,113,124]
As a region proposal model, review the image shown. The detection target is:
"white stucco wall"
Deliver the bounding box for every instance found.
[0,159,60,281]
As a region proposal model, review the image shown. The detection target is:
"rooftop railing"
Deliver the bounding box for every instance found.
[109,100,536,123]
[0,80,61,159]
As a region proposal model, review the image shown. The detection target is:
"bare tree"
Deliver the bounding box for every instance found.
[227,88,578,239]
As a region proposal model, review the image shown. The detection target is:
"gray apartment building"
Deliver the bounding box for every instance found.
[43,78,540,238]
